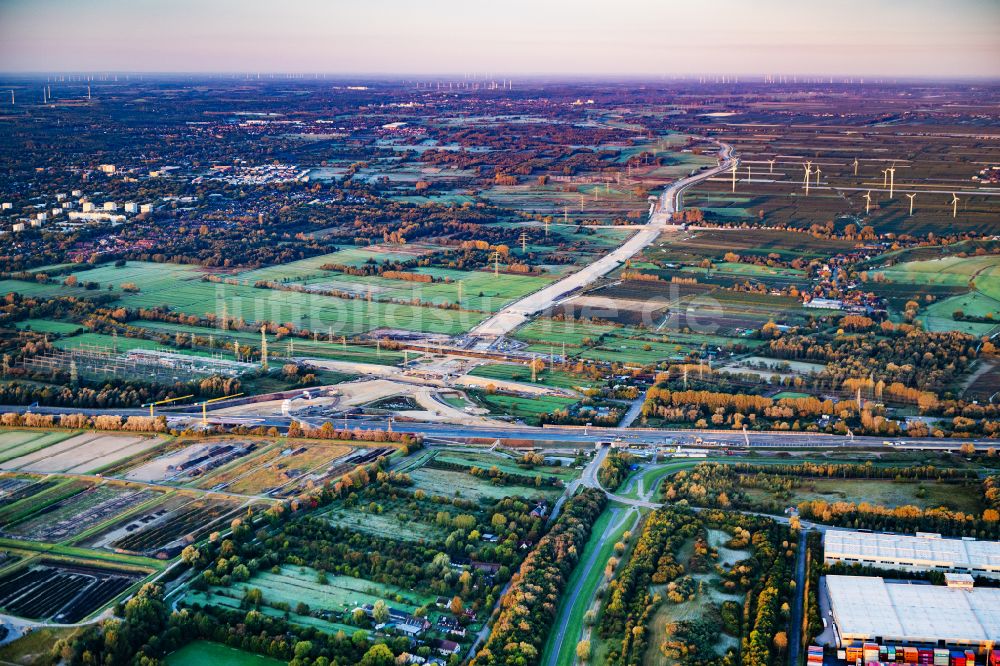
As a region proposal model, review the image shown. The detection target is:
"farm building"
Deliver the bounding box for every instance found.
[824,529,1000,578]
[825,575,1000,649]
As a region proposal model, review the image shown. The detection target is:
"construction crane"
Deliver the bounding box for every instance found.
[141,394,193,417]
[196,393,243,427]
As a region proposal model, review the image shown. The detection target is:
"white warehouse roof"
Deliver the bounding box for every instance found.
[827,575,1000,646]
[824,529,1000,576]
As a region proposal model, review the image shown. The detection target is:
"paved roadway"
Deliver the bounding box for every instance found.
[1,405,993,451]
[468,140,737,340]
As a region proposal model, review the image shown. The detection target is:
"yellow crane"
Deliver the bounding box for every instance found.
[141,394,193,417]
[195,393,243,426]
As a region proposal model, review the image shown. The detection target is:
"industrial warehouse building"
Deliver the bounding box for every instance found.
[826,575,1000,649]
[824,529,1000,578]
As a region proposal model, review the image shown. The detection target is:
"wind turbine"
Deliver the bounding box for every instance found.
[768,159,775,174]
[882,169,888,187]
[746,165,751,182]
[950,193,960,218]
[887,165,896,198]
[852,158,859,176]
[803,163,812,195]
[862,191,872,214]
[813,165,823,185]
[731,162,737,192]
[905,193,916,216]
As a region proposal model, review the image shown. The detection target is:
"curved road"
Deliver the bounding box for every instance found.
[469,140,737,341]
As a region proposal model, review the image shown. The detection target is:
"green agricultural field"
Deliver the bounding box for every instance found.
[325,503,449,543]
[0,479,93,525]
[578,335,691,365]
[922,293,999,336]
[0,430,75,464]
[514,319,621,347]
[0,279,87,299]
[408,467,559,502]
[477,393,578,425]
[467,363,596,391]
[432,450,580,482]
[440,393,472,410]
[216,565,435,616]
[482,182,646,225]
[21,260,488,336]
[771,391,813,399]
[685,261,806,278]
[125,320,407,365]
[14,319,85,335]
[165,641,285,666]
[648,228,856,264]
[875,254,1000,287]
[115,278,485,336]
[515,319,754,365]
[183,589,359,636]
[234,246,433,283]
[873,254,1000,334]
[67,262,204,291]
[292,265,555,313]
[745,478,983,514]
[52,332,187,354]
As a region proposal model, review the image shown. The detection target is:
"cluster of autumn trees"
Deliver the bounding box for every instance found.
[599,506,794,666]
[600,507,702,663]
[797,499,1000,539]
[597,451,634,491]
[472,488,606,665]
[642,387,859,430]
[0,411,169,433]
[659,462,998,534]
[0,374,240,409]
[984,475,1000,510]
[766,326,977,395]
[727,461,976,481]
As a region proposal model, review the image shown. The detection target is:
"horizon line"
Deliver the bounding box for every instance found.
[2,71,1000,83]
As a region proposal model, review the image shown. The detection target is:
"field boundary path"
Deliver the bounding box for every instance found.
[468,139,737,344]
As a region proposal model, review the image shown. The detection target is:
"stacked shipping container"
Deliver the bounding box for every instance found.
[840,644,987,665]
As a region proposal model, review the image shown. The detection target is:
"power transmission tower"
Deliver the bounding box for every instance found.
[260,326,268,370]
[519,231,528,253]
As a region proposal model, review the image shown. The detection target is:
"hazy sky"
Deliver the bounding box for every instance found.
[1,0,997,77]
